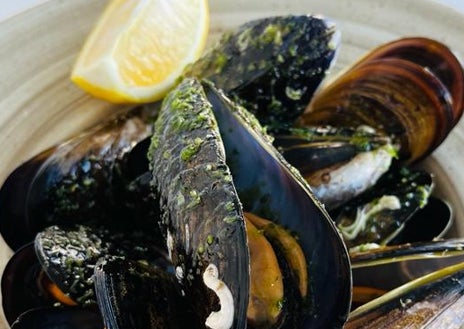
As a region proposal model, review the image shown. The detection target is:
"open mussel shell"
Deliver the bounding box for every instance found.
[273,125,392,177]
[389,196,453,245]
[334,166,434,248]
[347,261,464,328]
[187,15,340,132]
[203,80,352,327]
[10,307,103,329]
[341,196,452,301]
[2,224,171,326]
[352,239,464,266]
[94,257,194,329]
[34,225,105,307]
[34,224,169,307]
[0,104,160,251]
[351,239,464,290]
[149,78,351,328]
[350,37,464,124]
[1,243,54,325]
[274,125,395,210]
[303,57,454,163]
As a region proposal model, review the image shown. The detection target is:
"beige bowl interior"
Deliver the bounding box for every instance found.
[1,0,464,327]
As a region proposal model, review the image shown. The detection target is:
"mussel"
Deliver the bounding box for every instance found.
[0,104,161,251]
[346,203,456,308]
[1,241,102,326]
[149,78,351,328]
[186,15,340,132]
[1,223,169,326]
[1,243,53,325]
[301,37,464,164]
[274,125,396,210]
[347,242,464,328]
[334,166,434,249]
[35,225,169,306]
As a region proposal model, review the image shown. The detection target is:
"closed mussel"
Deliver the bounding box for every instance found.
[149,78,351,328]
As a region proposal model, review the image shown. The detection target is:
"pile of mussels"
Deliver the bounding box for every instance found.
[1,15,464,329]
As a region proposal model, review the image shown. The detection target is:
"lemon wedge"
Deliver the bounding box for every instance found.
[71,0,209,103]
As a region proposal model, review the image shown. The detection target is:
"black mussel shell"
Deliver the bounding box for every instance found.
[34,224,169,307]
[273,125,392,176]
[149,78,250,329]
[94,257,195,329]
[187,15,340,132]
[351,239,464,293]
[1,243,53,325]
[347,261,464,328]
[389,196,452,245]
[203,80,351,328]
[11,307,103,329]
[0,104,160,251]
[334,166,433,248]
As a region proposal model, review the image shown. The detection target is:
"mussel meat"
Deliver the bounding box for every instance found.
[274,125,396,210]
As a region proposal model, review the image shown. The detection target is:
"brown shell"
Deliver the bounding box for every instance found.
[302,37,464,164]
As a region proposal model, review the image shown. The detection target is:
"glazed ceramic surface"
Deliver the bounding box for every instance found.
[0,0,464,327]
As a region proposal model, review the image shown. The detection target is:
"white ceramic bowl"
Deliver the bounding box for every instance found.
[1,0,464,327]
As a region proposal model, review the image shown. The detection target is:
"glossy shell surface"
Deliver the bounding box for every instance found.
[1,1,464,328]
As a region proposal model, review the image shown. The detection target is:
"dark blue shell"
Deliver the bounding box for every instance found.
[204,81,351,328]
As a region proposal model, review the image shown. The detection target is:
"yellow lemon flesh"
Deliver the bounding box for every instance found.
[71,0,209,103]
